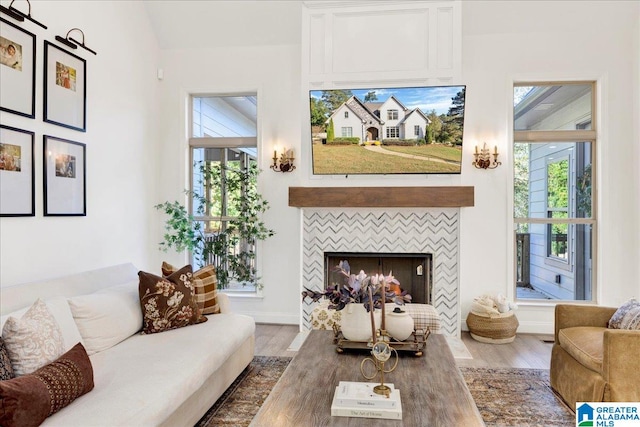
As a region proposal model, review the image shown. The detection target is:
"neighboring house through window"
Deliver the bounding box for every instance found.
[513,82,596,302]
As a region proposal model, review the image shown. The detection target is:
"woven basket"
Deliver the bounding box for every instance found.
[466,311,519,344]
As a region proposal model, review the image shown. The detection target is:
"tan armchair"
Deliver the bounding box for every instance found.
[550,304,640,410]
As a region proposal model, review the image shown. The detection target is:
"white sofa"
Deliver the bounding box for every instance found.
[0,263,255,427]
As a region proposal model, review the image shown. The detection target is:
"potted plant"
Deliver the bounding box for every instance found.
[302,261,411,341]
[156,161,274,289]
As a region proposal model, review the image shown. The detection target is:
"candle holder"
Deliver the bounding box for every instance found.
[360,341,399,396]
[472,142,501,169]
[270,149,295,173]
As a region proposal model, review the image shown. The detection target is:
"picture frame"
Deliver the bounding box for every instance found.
[0,17,36,118]
[43,40,86,132]
[0,125,35,216]
[43,135,86,216]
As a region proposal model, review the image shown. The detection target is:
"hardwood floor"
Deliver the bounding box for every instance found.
[254,323,554,369]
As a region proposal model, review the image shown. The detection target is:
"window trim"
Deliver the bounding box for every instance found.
[188,94,262,295]
[512,80,597,303]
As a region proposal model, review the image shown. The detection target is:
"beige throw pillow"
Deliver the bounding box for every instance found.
[2,299,65,376]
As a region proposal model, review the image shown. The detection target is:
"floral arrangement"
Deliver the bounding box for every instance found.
[301,260,412,311]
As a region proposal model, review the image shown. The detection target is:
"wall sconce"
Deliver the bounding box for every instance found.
[0,0,47,29]
[55,28,97,55]
[472,142,501,169]
[270,148,295,173]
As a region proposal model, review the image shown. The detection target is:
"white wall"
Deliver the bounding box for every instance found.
[154,1,639,332]
[155,44,302,324]
[0,1,161,286]
[3,1,637,335]
[462,0,640,332]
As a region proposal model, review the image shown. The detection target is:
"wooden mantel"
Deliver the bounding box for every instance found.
[288,186,474,208]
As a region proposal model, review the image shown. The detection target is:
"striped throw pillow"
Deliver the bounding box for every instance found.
[162,262,220,315]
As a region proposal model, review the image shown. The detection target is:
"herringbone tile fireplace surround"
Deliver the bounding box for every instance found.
[301,208,460,335]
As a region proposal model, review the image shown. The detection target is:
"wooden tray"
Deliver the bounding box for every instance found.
[332,327,430,357]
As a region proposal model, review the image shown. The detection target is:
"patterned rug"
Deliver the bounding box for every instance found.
[195,358,575,427]
[461,367,575,426]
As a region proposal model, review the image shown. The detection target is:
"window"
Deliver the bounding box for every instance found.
[513,82,595,302]
[341,127,353,137]
[414,125,420,136]
[387,110,398,120]
[386,126,399,138]
[344,111,349,119]
[190,95,259,292]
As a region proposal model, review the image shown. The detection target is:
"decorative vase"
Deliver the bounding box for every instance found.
[339,303,381,342]
[385,305,414,341]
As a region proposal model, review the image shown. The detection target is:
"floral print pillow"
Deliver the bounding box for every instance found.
[138,265,207,335]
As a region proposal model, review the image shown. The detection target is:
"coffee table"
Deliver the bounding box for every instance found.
[250,330,484,426]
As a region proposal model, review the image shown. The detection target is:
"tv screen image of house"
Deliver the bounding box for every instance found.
[309,85,466,175]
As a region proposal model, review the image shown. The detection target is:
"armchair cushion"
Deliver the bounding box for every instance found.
[558,326,604,373]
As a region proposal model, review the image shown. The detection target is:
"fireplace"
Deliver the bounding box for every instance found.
[301,207,461,335]
[324,252,432,305]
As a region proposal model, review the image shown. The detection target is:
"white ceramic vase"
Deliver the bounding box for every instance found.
[385,305,415,341]
[339,303,381,342]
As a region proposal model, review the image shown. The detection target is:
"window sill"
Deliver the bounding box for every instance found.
[515,299,597,307]
[220,289,263,300]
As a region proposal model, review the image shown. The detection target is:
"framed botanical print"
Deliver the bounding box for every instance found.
[43,41,86,132]
[0,125,35,216]
[0,17,36,118]
[43,135,86,216]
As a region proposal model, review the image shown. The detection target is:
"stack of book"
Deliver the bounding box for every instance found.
[330,381,402,420]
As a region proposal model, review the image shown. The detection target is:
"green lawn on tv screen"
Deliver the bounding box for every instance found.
[312,144,462,174]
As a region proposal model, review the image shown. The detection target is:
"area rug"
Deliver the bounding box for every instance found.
[461,367,575,426]
[195,358,575,427]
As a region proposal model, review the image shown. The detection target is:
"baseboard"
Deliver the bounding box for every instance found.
[236,311,299,325]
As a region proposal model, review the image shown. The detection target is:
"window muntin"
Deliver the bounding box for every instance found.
[414,125,420,136]
[513,81,596,302]
[387,110,398,120]
[386,126,399,138]
[341,127,353,137]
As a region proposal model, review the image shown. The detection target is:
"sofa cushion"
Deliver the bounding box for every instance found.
[558,326,604,373]
[0,343,94,427]
[2,299,65,376]
[608,299,640,330]
[138,265,206,334]
[39,313,254,426]
[67,281,142,355]
[0,297,84,354]
[162,262,220,315]
[0,337,15,380]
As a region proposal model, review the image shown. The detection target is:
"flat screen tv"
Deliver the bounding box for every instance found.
[309,85,466,175]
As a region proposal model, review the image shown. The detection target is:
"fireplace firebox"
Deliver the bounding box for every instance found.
[324,252,432,305]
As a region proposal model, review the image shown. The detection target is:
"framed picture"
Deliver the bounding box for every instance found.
[43,41,86,132]
[0,18,36,118]
[0,125,35,216]
[43,135,86,216]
